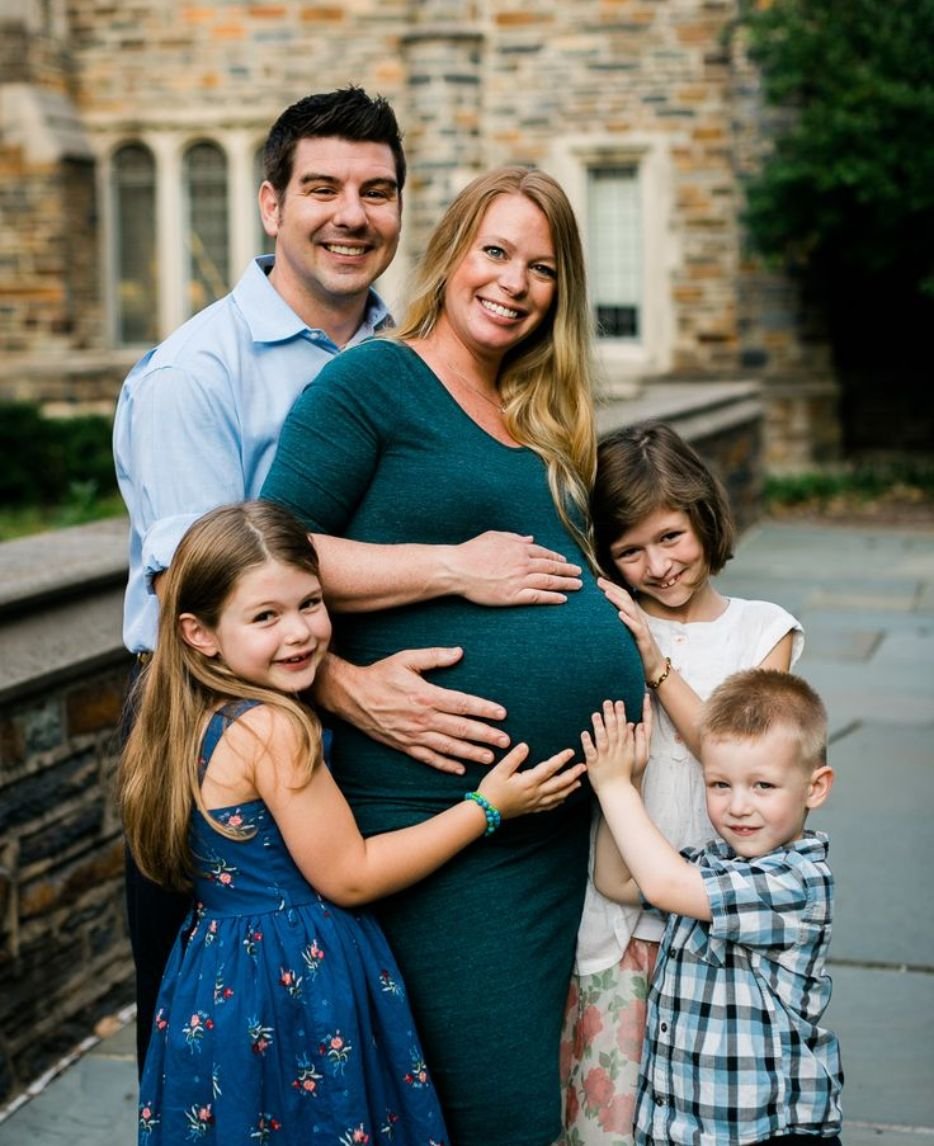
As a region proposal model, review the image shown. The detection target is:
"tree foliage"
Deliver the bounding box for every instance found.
[737,0,934,295]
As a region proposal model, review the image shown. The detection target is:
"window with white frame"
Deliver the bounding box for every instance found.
[587,165,642,340]
[113,143,158,345]
[183,141,230,317]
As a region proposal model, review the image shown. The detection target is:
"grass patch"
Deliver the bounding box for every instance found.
[765,457,934,520]
[0,485,126,541]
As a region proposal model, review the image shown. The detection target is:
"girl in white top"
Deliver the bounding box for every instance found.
[560,422,803,1145]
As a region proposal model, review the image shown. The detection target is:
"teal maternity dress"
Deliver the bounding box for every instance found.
[261,339,644,1145]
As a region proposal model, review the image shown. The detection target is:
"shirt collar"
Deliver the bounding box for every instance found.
[709,829,829,863]
[234,255,392,346]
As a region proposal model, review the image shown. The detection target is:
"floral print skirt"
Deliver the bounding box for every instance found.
[559,938,659,1146]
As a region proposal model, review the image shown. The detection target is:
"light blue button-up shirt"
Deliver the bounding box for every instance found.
[113,255,391,653]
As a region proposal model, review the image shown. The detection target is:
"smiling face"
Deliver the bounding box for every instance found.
[609,507,711,618]
[703,726,833,858]
[183,557,332,695]
[436,192,557,364]
[260,136,401,322]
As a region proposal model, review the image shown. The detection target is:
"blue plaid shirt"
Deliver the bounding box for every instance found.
[635,831,843,1145]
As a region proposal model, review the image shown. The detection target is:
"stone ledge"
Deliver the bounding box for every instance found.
[0,517,128,618]
[0,587,131,706]
[597,379,762,437]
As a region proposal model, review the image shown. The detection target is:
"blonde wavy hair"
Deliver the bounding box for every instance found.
[395,166,598,560]
[118,502,323,891]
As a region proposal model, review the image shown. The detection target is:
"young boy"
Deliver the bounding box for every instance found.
[585,669,843,1145]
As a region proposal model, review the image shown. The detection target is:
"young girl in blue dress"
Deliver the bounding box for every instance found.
[120,500,585,1146]
[561,423,804,1144]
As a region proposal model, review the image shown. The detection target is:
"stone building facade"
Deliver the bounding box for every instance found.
[0,0,839,466]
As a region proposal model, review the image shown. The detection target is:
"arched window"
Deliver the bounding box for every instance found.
[183,141,229,316]
[254,143,276,257]
[112,143,158,345]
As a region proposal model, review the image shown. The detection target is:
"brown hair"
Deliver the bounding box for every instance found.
[592,420,735,582]
[263,85,405,195]
[118,502,323,891]
[700,668,828,771]
[396,166,598,560]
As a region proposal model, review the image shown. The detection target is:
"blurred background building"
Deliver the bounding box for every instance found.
[0,0,840,466]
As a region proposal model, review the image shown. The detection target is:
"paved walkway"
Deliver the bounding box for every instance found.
[1,519,932,1144]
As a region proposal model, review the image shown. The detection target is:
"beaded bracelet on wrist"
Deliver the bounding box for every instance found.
[464,791,502,836]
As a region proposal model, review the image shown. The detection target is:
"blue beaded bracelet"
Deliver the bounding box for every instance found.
[464,791,502,836]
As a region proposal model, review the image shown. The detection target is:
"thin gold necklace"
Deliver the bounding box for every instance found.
[444,362,506,413]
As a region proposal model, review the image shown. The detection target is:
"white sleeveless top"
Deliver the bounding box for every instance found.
[575,596,804,974]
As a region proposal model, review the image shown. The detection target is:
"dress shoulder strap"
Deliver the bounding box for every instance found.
[197,700,263,784]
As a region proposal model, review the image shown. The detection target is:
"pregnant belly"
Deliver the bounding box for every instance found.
[331,581,645,815]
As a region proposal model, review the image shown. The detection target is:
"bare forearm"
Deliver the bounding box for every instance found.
[329,802,488,905]
[595,779,710,920]
[593,815,640,905]
[313,535,458,612]
[652,669,705,760]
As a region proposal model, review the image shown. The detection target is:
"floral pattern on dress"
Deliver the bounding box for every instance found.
[321,1030,352,1073]
[560,938,657,1146]
[137,704,450,1145]
[339,1125,370,1145]
[249,1112,282,1141]
[301,938,325,977]
[403,1052,430,1089]
[138,1102,159,1136]
[379,968,402,997]
[290,1055,323,1097]
[183,1103,214,1137]
[248,1016,274,1056]
[183,1010,214,1051]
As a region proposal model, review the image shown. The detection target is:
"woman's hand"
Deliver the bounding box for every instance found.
[446,532,583,606]
[476,743,585,819]
[597,577,668,681]
[581,697,652,795]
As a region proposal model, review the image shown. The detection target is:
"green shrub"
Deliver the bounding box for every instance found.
[765,459,934,509]
[0,401,117,508]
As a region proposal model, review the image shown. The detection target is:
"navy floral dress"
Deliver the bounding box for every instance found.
[138,702,448,1145]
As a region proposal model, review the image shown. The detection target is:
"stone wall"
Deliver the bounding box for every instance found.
[0,517,133,1105]
[0,667,132,1102]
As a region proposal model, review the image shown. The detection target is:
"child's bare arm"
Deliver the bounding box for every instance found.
[593,814,640,905]
[246,705,585,907]
[584,699,711,921]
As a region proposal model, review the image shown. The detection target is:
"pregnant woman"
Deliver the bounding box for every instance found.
[262,166,644,1145]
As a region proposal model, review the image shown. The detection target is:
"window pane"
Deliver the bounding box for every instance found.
[588,166,641,339]
[254,145,275,256]
[113,144,158,345]
[184,142,229,316]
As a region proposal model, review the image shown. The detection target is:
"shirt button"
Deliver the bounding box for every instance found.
[660,1022,668,1032]
[655,1096,665,1106]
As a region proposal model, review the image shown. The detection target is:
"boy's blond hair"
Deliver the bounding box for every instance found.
[700,668,827,771]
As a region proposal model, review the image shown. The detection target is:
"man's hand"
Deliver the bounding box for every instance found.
[314,647,510,774]
[444,532,582,606]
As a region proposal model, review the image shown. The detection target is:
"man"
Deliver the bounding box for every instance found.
[115,86,580,1068]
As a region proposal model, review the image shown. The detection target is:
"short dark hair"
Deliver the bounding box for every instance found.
[263,85,406,195]
[701,669,828,771]
[592,421,735,581]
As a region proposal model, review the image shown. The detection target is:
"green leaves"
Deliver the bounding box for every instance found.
[736,0,934,285]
